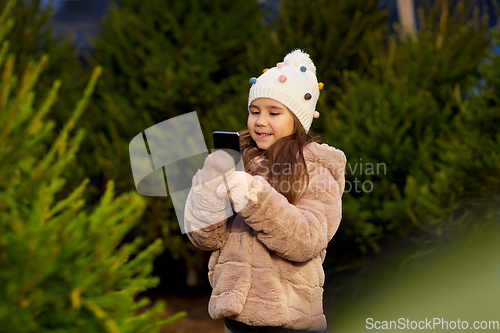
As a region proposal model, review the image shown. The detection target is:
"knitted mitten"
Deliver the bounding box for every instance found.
[187,151,236,226]
[217,171,263,213]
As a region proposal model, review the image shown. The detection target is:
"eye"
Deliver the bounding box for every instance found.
[270,112,279,116]
[250,110,259,115]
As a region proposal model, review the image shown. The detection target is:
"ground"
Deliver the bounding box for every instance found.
[146,289,224,333]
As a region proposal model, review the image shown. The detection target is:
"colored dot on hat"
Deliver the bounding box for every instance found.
[263,68,269,73]
[277,62,283,68]
[279,75,287,83]
[249,77,257,84]
[300,66,307,72]
[304,93,312,100]
[318,82,324,90]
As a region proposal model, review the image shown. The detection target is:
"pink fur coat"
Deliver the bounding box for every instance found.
[184,142,346,331]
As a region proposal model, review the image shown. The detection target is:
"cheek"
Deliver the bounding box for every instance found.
[285,118,294,135]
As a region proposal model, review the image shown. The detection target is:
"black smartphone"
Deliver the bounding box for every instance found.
[213,131,241,165]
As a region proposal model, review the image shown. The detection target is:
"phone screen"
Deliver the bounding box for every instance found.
[213,131,241,165]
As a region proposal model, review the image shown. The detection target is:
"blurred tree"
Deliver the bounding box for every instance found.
[273,0,389,71]
[0,0,91,210]
[321,0,494,267]
[0,1,183,330]
[0,0,88,126]
[433,22,500,208]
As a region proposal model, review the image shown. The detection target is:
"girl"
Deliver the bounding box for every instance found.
[184,49,346,332]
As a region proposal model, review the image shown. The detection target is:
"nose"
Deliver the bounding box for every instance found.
[255,114,268,127]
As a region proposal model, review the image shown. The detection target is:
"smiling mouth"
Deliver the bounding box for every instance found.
[256,132,272,138]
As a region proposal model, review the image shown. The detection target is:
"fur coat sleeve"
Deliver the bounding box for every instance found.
[185,217,230,252]
[238,143,346,262]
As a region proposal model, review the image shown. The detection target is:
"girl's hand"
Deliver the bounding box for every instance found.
[200,150,236,183]
[187,151,236,225]
[217,171,262,213]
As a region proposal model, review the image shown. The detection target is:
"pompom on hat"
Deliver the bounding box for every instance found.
[248,49,324,132]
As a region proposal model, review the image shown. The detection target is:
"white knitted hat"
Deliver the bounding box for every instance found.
[248,49,323,132]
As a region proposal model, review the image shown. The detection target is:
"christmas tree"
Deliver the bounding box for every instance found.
[0,0,88,128]
[322,0,495,260]
[0,1,184,331]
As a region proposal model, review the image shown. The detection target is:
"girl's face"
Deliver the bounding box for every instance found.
[247,98,294,150]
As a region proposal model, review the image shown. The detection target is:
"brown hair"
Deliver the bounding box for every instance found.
[240,111,321,205]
